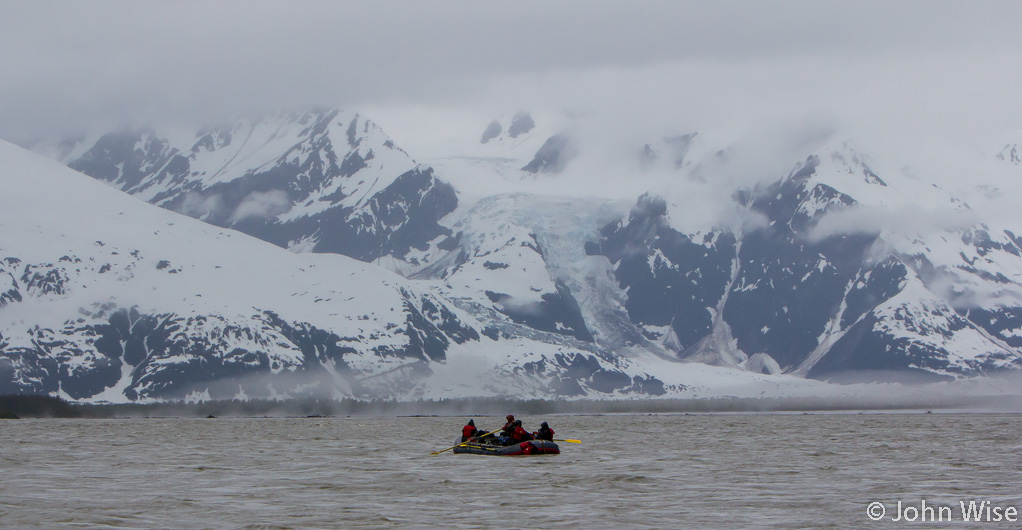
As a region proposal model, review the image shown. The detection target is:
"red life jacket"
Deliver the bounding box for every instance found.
[512,425,532,442]
[462,424,477,440]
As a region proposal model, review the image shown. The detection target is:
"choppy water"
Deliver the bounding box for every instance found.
[2,413,1021,529]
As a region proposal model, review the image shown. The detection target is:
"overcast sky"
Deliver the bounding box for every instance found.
[2,0,1021,155]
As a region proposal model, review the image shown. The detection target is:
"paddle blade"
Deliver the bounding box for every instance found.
[554,438,581,443]
[430,443,467,455]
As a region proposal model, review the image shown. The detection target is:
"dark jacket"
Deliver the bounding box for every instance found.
[535,424,555,441]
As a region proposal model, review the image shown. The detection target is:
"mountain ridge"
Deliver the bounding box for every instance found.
[7,108,1022,402]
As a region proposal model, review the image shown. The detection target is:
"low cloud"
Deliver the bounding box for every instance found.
[4,2,1022,151]
[924,271,1022,310]
[176,191,224,221]
[804,205,980,243]
[495,295,550,318]
[229,190,291,224]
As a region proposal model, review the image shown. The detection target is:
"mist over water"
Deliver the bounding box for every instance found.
[3,414,1020,529]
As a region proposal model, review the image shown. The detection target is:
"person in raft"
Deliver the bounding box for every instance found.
[534,421,555,441]
[510,420,534,443]
[461,419,479,442]
[497,414,516,444]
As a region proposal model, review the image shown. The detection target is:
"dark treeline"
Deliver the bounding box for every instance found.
[1,394,83,418]
[3,392,1017,419]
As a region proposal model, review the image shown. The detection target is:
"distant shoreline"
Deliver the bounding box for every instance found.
[3,393,1021,419]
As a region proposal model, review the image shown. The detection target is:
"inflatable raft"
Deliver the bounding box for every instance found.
[452,438,560,456]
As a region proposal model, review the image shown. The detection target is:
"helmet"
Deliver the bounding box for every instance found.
[506,414,515,421]
[515,420,522,427]
[540,421,549,428]
[468,419,474,426]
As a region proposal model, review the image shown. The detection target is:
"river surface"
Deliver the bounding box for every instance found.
[2,413,1021,529]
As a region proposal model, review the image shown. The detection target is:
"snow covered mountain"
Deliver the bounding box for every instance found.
[14,108,1022,403]
[65,109,456,263]
[0,140,683,402]
[588,139,1022,379]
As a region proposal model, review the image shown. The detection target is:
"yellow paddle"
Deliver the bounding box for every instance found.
[430,430,498,455]
[552,438,581,443]
[429,443,467,456]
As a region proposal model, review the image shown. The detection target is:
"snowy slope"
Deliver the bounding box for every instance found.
[411,111,576,202]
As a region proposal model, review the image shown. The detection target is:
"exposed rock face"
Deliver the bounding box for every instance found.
[508,112,535,138]
[481,120,502,144]
[522,134,574,174]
